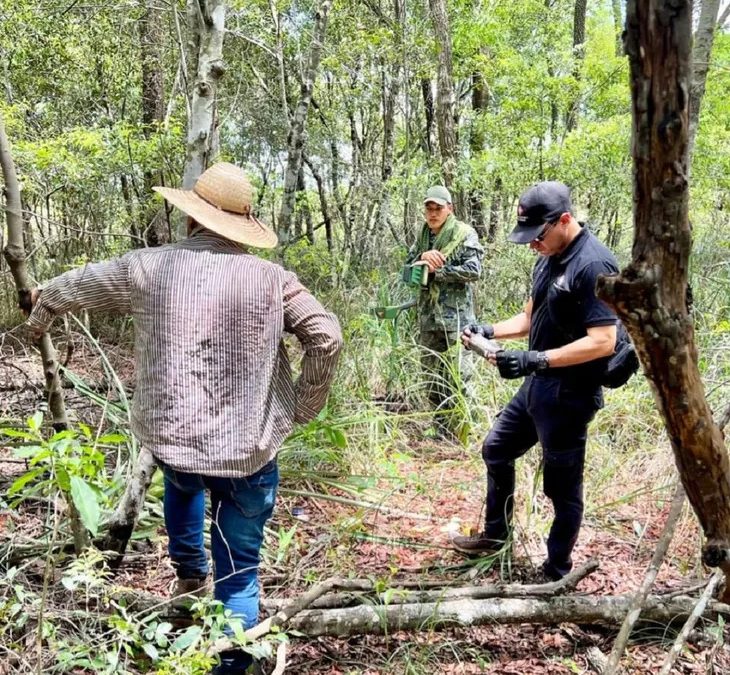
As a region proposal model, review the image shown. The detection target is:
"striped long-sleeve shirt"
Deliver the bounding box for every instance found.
[26,232,343,477]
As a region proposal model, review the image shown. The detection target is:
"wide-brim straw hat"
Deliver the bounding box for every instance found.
[153,162,278,249]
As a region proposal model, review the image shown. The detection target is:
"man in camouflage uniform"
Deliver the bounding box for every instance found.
[405,185,484,436]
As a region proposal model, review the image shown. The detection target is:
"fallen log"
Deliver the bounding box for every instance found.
[284,594,730,637]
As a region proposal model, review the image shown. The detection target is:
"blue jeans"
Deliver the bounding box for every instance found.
[160,459,279,673]
[482,376,601,578]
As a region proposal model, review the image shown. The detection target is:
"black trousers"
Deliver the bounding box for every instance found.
[482,375,602,577]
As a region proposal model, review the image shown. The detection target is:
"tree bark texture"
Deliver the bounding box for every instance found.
[278,0,332,244]
[428,0,458,197]
[688,0,721,163]
[180,0,226,235]
[597,0,730,599]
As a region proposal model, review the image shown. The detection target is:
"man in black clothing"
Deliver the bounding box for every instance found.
[453,181,619,580]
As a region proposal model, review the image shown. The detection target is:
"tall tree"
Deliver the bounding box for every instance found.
[597,0,730,600]
[278,0,333,244]
[421,77,436,156]
[180,0,227,235]
[688,0,722,163]
[612,0,623,56]
[139,0,168,246]
[469,69,488,238]
[428,0,458,202]
[566,0,587,131]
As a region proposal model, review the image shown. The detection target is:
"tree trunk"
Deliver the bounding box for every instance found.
[612,0,624,56]
[566,0,587,132]
[469,70,488,238]
[688,0,722,164]
[180,0,227,235]
[0,112,90,554]
[376,0,402,252]
[428,0,459,203]
[487,176,502,243]
[421,77,436,156]
[139,0,168,247]
[596,0,730,601]
[303,154,333,252]
[278,0,332,244]
[270,0,290,122]
[719,5,730,29]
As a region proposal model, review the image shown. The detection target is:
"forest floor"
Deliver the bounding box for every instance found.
[1,345,729,675]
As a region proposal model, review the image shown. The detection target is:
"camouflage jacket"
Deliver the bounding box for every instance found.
[406,220,484,334]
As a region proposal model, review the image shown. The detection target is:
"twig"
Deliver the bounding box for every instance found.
[603,482,686,674]
[658,570,723,675]
[718,401,730,433]
[270,640,287,675]
[207,578,370,656]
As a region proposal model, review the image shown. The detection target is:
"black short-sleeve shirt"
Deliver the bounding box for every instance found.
[529,226,619,385]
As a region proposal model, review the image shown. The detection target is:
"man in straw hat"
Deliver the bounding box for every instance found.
[25,162,343,673]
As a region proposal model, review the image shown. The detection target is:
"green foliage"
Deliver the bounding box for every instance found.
[2,415,125,536]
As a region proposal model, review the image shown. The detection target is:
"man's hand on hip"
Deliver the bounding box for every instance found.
[495,350,548,379]
[420,250,446,273]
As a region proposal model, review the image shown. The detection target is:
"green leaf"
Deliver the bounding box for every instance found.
[49,430,77,443]
[13,445,44,458]
[1,429,38,440]
[8,468,45,496]
[327,428,347,448]
[142,643,159,660]
[56,467,70,491]
[27,411,43,431]
[69,476,100,537]
[96,433,127,444]
[170,625,202,652]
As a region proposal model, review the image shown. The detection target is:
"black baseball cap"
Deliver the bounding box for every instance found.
[508,181,572,244]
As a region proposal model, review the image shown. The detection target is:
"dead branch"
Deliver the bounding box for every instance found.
[658,570,724,675]
[284,594,730,638]
[207,577,371,656]
[261,560,599,612]
[603,482,686,673]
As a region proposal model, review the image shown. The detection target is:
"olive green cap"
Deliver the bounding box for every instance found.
[423,185,452,206]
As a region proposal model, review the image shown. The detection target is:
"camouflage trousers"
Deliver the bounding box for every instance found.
[418,328,474,432]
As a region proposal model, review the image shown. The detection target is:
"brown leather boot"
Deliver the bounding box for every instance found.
[171,576,209,610]
[450,532,507,557]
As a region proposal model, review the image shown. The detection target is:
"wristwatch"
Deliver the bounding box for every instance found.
[535,351,550,372]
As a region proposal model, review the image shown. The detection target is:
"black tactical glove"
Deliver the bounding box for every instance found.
[464,323,494,339]
[495,350,549,379]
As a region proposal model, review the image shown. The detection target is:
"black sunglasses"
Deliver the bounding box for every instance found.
[533,219,558,242]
